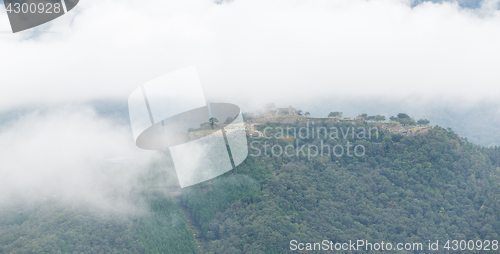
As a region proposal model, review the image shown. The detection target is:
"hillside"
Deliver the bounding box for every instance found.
[182,117,500,253]
[1,115,500,253]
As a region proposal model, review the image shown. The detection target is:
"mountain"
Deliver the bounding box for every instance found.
[1,115,499,253]
[181,117,500,253]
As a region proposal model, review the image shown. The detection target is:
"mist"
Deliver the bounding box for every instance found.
[1,0,500,111]
[2,0,500,215]
[285,95,500,147]
[0,105,163,215]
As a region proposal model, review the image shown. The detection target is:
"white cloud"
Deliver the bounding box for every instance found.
[0,105,158,213]
[1,0,500,111]
[1,0,500,211]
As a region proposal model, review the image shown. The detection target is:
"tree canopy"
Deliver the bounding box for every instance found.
[328,111,343,118]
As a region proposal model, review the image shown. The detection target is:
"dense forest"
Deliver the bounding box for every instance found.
[1,117,500,253]
[0,153,197,254]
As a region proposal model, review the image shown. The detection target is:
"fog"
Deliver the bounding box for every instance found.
[1,0,500,213]
[0,105,161,214]
[289,95,500,147]
[0,0,500,111]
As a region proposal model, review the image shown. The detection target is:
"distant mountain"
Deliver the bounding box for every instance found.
[3,96,500,145]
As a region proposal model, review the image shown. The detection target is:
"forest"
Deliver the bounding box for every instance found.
[1,116,499,253]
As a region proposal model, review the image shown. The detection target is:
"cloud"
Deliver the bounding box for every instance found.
[0,105,159,214]
[1,0,500,214]
[0,0,500,112]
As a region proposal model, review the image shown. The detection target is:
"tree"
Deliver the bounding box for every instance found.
[297,110,303,115]
[328,112,342,118]
[199,122,212,130]
[417,119,430,126]
[397,113,410,119]
[390,113,416,126]
[357,113,368,119]
[209,117,219,128]
[400,118,416,126]
[305,112,311,117]
[374,115,386,122]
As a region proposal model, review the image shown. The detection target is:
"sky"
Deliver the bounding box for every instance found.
[1,0,500,111]
[1,0,500,210]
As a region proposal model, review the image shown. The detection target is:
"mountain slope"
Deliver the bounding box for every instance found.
[181,120,500,253]
[1,118,499,253]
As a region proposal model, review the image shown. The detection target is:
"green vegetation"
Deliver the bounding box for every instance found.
[0,153,197,254]
[181,120,500,253]
[358,113,386,122]
[1,113,499,254]
[327,111,343,118]
[389,113,430,127]
[417,119,430,126]
[137,195,197,254]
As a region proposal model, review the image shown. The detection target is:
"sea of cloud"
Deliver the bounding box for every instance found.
[1,0,500,212]
[0,105,161,214]
[0,0,500,111]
